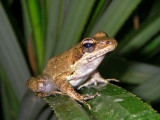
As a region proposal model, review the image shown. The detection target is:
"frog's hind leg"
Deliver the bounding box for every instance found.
[79,93,99,110]
[36,91,66,97]
[27,74,67,98]
[55,75,99,110]
[78,71,119,90]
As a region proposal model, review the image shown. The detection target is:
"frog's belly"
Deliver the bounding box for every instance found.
[73,56,104,78]
[69,76,88,87]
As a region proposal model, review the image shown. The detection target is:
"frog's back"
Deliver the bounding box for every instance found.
[43,52,73,78]
[43,43,82,79]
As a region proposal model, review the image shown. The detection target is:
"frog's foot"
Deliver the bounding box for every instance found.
[80,92,99,110]
[83,92,100,100]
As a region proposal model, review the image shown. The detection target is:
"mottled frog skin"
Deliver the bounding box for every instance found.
[26,32,118,109]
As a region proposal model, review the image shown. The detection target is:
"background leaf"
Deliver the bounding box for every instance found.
[55,0,96,55]
[118,14,160,56]
[27,0,44,71]
[0,0,160,119]
[0,2,30,101]
[89,0,142,36]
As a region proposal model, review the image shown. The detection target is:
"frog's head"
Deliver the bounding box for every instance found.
[77,32,117,63]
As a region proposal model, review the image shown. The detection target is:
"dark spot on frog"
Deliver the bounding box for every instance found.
[73,48,83,61]
[70,72,74,75]
[72,60,75,64]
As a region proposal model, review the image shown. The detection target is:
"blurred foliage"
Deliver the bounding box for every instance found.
[0,0,160,119]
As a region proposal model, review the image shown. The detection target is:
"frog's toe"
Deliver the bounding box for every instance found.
[96,78,119,85]
[105,78,119,82]
[77,85,86,90]
[83,92,99,100]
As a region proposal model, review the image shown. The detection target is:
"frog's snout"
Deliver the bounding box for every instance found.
[107,39,117,47]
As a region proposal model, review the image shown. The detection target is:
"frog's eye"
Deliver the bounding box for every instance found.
[84,43,93,48]
[82,38,95,53]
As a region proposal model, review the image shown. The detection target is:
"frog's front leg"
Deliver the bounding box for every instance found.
[78,71,119,90]
[55,73,99,110]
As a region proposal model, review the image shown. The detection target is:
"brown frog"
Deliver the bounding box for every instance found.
[26,32,118,110]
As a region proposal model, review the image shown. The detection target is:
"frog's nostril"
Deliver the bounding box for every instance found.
[106,41,110,44]
[108,40,117,46]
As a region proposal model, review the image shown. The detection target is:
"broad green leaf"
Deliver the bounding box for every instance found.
[45,96,92,120]
[118,14,160,56]
[133,73,160,102]
[0,2,30,101]
[55,0,95,55]
[0,66,19,120]
[45,84,160,119]
[40,0,47,42]
[20,0,32,43]
[1,79,12,120]
[18,92,46,120]
[27,0,44,71]
[44,0,61,65]
[140,34,160,59]
[90,0,142,37]
[99,57,160,85]
[1,82,12,120]
[84,0,107,35]
[36,106,52,120]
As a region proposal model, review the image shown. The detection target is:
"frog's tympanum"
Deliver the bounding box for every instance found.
[26,32,118,110]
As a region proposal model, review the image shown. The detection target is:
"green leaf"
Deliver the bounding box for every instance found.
[0,66,19,120]
[45,84,160,119]
[40,0,47,42]
[89,0,142,37]
[45,96,92,120]
[18,92,46,120]
[84,0,107,35]
[36,106,52,120]
[118,14,160,56]
[140,34,160,59]
[20,0,32,43]
[44,0,60,65]
[27,0,44,71]
[55,0,96,55]
[1,80,12,120]
[0,2,30,101]
[133,73,160,102]
[99,57,160,85]
[1,81,13,120]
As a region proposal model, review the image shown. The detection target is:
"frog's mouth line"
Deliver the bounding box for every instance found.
[86,47,115,62]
